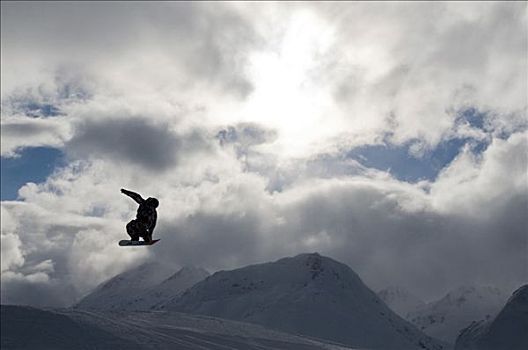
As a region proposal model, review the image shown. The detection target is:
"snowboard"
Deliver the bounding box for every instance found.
[119,239,160,247]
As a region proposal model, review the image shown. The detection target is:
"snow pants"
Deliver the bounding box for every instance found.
[126,219,150,242]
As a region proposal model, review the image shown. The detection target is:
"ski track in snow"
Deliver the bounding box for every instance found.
[2,305,356,350]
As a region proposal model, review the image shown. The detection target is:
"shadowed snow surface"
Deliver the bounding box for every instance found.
[1,305,353,350]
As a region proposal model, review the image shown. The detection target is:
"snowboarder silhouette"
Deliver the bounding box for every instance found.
[121,188,159,243]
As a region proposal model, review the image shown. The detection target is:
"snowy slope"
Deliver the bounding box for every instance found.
[407,286,506,344]
[132,266,210,310]
[455,284,528,350]
[162,253,447,350]
[1,305,139,349]
[75,261,175,310]
[377,286,426,317]
[1,305,353,350]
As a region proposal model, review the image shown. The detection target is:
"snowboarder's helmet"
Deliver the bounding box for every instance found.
[146,197,159,208]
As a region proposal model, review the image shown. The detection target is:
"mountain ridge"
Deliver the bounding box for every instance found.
[407,285,506,344]
[162,252,447,350]
[455,284,528,350]
[377,286,426,317]
[75,262,208,311]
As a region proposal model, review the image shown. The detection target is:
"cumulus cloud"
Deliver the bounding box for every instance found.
[1,116,71,157]
[67,118,197,171]
[218,123,278,149]
[432,132,528,215]
[151,132,526,298]
[305,1,527,151]
[2,131,526,305]
[0,199,148,306]
[0,2,260,99]
[1,233,24,273]
[1,2,526,306]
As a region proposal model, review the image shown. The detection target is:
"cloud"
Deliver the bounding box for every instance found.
[1,116,71,157]
[431,132,528,215]
[217,123,278,149]
[0,2,260,99]
[67,118,184,171]
[307,2,527,150]
[0,199,147,306]
[0,2,261,160]
[3,130,525,306]
[2,2,525,157]
[142,133,525,300]
[1,271,77,308]
[1,233,24,273]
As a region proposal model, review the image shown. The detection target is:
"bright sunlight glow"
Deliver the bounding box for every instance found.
[242,11,343,157]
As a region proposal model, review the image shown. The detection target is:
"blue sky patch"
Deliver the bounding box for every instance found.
[347,136,489,182]
[1,147,64,200]
[22,102,63,117]
[457,107,486,130]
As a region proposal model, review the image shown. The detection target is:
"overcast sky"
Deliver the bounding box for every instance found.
[1,1,527,307]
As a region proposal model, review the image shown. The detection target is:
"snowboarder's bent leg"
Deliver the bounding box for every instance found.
[138,223,151,243]
[127,220,151,242]
[126,220,141,241]
[142,231,152,243]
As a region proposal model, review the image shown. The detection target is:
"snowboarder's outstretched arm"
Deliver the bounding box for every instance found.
[120,188,144,204]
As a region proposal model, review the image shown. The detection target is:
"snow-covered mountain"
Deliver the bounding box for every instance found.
[455,284,528,350]
[407,285,506,344]
[377,286,426,317]
[75,263,209,311]
[132,266,210,310]
[1,305,353,349]
[161,253,447,350]
[75,261,175,310]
